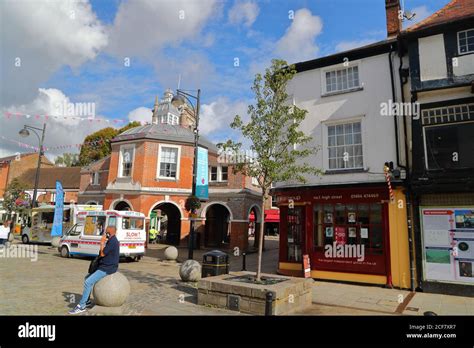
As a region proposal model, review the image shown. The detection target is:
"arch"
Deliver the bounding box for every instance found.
[109,199,134,211]
[85,200,99,205]
[201,201,233,221]
[204,203,232,247]
[147,200,183,220]
[149,201,182,245]
[247,204,263,223]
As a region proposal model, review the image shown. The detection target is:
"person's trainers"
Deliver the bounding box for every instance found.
[68,305,86,315]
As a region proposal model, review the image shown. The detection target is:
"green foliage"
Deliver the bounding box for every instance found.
[226,59,322,199]
[55,153,80,167]
[78,121,141,166]
[3,178,29,215]
[185,196,201,213]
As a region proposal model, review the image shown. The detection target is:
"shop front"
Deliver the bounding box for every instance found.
[276,184,410,288]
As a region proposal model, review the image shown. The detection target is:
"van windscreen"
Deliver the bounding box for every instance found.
[122,217,144,230]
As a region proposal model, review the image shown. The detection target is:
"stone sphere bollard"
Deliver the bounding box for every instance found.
[164,246,178,260]
[179,260,202,282]
[51,236,61,247]
[93,272,130,307]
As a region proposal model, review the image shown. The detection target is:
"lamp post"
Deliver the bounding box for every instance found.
[171,89,201,260]
[19,124,47,208]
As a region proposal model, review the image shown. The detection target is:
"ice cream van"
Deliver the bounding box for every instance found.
[20,204,102,244]
[58,210,146,261]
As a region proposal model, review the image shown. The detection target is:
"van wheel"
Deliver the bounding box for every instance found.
[60,246,70,258]
[21,235,29,244]
[134,256,141,262]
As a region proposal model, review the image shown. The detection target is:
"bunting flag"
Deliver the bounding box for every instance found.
[0,135,109,153]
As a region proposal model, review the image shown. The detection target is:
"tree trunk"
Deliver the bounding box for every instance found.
[255,194,266,281]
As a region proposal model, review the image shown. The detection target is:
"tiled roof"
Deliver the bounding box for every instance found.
[0,153,36,163]
[406,0,474,32]
[113,123,219,153]
[16,166,81,189]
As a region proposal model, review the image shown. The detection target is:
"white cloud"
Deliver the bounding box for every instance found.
[335,39,376,52]
[228,0,260,27]
[128,107,152,124]
[0,88,106,160]
[1,0,108,106]
[107,0,220,57]
[199,97,248,136]
[405,6,432,28]
[275,9,323,64]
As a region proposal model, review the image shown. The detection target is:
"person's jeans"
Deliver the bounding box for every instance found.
[0,239,6,245]
[78,269,107,309]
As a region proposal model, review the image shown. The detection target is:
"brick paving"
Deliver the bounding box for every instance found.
[0,237,472,316]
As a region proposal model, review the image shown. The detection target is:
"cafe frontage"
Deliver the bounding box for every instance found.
[274,184,411,289]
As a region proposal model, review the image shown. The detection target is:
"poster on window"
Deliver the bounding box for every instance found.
[335,227,347,245]
[195,147,209,200]
[421,207,474,285]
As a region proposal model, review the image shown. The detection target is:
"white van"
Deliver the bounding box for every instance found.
[58,210,146,261]
[21,204,102,244]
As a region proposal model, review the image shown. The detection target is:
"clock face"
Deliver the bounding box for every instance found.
[458,242,469,252]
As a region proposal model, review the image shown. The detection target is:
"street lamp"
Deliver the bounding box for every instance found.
[171,89,201,260]
[19,124,47,208]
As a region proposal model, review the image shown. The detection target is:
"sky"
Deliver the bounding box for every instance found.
[0,0,450,161]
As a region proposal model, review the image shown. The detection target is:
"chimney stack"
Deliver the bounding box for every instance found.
[385,0,402,38]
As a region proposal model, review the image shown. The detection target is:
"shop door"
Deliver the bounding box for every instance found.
[287,207,305,262]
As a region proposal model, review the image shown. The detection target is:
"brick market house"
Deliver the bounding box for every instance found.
[101,90,262,251]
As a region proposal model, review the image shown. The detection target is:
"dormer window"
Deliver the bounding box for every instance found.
[458,29,474,55]
[160,113,179,125]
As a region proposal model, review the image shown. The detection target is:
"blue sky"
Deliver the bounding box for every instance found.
[0,0,450,157]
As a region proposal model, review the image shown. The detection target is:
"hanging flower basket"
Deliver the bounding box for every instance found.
[185,195,201,213]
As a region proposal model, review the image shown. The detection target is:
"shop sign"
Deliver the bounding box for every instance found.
[421,207,474,285]
[303,254,311,278]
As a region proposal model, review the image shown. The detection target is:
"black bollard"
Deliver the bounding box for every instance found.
[242,252,247,271]
[265,292,273,316]
[423,311,438,316]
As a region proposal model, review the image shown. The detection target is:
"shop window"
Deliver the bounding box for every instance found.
[287,207,303,262]
[313,202,384,255]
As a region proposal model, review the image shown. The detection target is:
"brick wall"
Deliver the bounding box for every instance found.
[0,154,53,199]
[0,163,9,198]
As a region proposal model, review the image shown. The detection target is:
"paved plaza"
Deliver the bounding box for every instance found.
[0,237,472,316]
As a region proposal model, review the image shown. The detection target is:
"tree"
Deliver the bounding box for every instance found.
[3,178,29,218]
[223,59,322,281]
[79,121,141,166]
[55,153,80,167]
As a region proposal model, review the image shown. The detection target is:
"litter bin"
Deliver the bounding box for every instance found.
[202,250,229,278]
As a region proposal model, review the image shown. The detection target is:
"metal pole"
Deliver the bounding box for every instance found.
[265,292,273,316]
[31,124,46,208]
[188,89,200,260]
[242,252,247,271]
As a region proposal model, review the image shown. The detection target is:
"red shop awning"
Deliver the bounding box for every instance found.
[249,209,280,223]
[264,209,279,223]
